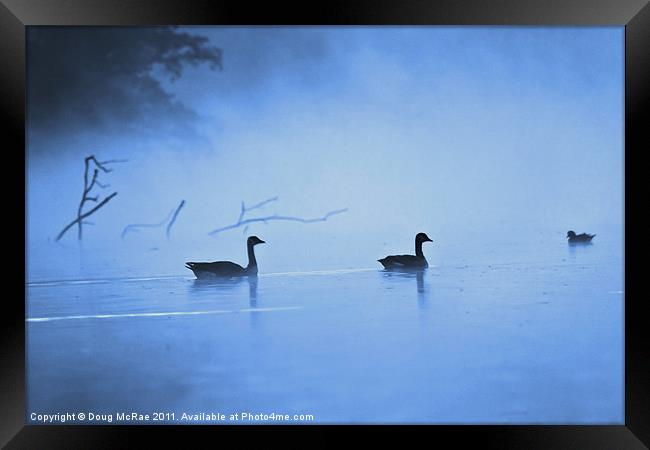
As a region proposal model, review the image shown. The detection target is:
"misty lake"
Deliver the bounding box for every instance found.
[26,229,623,424]
[24,25,625,426]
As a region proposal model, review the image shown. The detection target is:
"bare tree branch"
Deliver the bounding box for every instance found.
[56,192,118,241]
[86,169,99,192]
[166,200,186,238]
[237,196,278,223]
[121,199,186,239]
[98,158,129,165]
[122,210,175,238]
[56,155,122,241]
[246,196,279,212]
[208,196,347,235]
[87,156,113,174]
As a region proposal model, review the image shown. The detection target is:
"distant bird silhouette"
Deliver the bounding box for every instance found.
[186,236,265,278]
[378,232,433,269]
[567,230,596,243]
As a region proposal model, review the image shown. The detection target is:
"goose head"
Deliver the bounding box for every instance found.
[247,236,266,246]
[567,231,576,239]
[416,232,433,244]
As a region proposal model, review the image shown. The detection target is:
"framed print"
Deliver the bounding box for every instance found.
[2,0,648,447]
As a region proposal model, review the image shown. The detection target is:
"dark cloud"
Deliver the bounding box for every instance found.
[27,26,221,152]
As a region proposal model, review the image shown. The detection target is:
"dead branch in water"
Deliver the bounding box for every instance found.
[55,155,125,241]
[121,200,186,239]
[166,200,186,238]
[208,196,348,235]
[56,192,118,241]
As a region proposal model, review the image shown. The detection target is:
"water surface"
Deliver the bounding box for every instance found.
[27,233,623,424]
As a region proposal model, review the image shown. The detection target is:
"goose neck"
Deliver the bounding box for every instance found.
[247,243,257,269]
[415,239,424,258]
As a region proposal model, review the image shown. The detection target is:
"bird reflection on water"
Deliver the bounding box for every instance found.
[568,240,594,248]
[380,267,429,308]
[567,239,594,262]
[190,274,259,308]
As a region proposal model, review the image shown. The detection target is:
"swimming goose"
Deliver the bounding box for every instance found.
[567,230,595,243]
[186,236,265,279]
[378,232,433,269]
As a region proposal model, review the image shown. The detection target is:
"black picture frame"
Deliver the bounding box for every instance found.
[2,0,647,447]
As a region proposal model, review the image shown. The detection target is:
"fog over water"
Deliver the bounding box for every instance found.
[26,26,622,280]
[26,27,623,424]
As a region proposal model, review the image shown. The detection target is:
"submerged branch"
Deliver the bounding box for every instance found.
[122,199,186,239]
[237,196,278,223]
[166,200,186,238]
[56,192,118,241]
[99,158,129,165]
[209,197,347,235]
[56,154,123,241]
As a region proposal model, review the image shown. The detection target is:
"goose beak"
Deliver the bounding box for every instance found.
[258,239,266,244]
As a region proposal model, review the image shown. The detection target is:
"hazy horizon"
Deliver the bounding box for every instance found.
[26,26,623,280]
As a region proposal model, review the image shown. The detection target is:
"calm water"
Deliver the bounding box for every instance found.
[26,232,623,424]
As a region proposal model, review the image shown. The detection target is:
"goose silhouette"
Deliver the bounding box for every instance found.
[567,230,595,243]
[186,236,265,279]
[378,232,433,269]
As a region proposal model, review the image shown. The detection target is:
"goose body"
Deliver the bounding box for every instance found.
[567,230,595,243]
[186,236,265,279]
[378,233,433,269]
